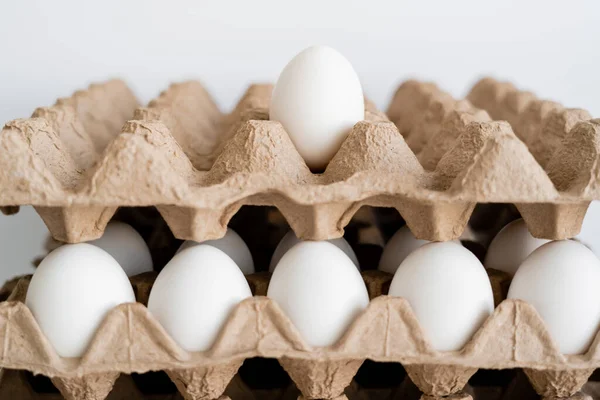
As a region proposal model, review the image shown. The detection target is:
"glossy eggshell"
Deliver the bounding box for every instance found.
[508,240,600,355]
[270,45,364,170]
[484,219,549,276]
[269,230,359,272]
[25,243,136,357]
[88,221,153,277]
[388,241,494,352]
[148,245,252,352]
[178,228,254,275]
[267,241,369,347]
[379,225,460,274]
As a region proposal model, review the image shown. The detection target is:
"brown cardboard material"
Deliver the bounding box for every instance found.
[278,358,363,400]
[166,362,243,400]
[1,78,598,244]
[0,77,598,400]
[0,269,598,400]
[8,367,600,399]
[523,368,595,399]
[403,364,476,398]
[51,372,121,400]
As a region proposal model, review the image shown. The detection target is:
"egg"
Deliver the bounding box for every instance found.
[508,240,600,354]
[269,230,359,272]
[378,226,460,274]
[577,200,600,257]
[267,241,369,347]
[178,228,254,275]
[88,221,153,276]
[25,244,135,357]
[484,219,549,276]
[270,45,365,170]
[388,242,494,351]
[148,245,252,351]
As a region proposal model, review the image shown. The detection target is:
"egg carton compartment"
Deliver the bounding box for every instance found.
[1,77,598,246]
[6,365,593,400]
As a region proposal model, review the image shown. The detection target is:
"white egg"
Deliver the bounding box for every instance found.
[484,219,549,276]
[388,242,494,352]
[508,240,600,354]
[25,244,135,357]
[577,200,600,257]
[269,230,359,272]
[178,228,254,275]
[379,225,461,274]
[148,245,252,352]
[88,221,153,276]
[270,45,365,170]
[267,241,369,347]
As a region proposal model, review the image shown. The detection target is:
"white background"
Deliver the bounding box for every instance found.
[0,0,598,284]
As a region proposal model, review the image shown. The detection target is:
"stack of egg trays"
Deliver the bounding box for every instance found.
[0,76,598,400]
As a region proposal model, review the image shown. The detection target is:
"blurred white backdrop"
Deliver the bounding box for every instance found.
[0,0,598,283]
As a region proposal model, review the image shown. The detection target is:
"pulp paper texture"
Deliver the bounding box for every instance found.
[0,77,598,400]
[1,79,598,244]
[6,366,599,400]
[0,268,596,400]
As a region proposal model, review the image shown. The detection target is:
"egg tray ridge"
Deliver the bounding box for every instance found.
[0,78,598,244]
[2,367,573,400]
[0,272,596,400]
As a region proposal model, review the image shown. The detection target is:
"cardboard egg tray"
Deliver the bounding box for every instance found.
[0,258,598,400]
[0,206,594,400]
[2,77,599,244]
[5,361,599,400]
[1,77,599,400]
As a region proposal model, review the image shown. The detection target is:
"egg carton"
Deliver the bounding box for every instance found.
[0,366,298,400]
[1,78,599,400]
[0,262,598,400]
[4,364,587,400]
[1,77,599,245]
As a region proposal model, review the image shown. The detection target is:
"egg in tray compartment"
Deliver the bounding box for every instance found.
[0,198,600,400]
[3,45,600,400]
[3,47,600,248]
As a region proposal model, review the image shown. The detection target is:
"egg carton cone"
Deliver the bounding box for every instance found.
[0,369,179,400]
[0,368,303,400]
[5,368,584,400]
[2,76,599,245]
[0,266,597,400]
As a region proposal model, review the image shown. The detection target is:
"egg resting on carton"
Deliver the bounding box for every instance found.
[1,261,599,400]
[2,77,600,247]
[269,45,365,170]
[0,77,599,400]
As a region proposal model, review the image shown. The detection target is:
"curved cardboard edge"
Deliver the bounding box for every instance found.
[35,79,139,166]
[418,107,491,171]
[1,78,596,244]
[1,291,598,377]
[324,121,424,182]
[546,120,600,196]
[467,77,593,173]
[83,121,195,203]
[1,79,581,206]
[386,80,452,138]
[141,80,224,170]
[0,119,67,202]
[0,116,567,207]
[444,122,559,201]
